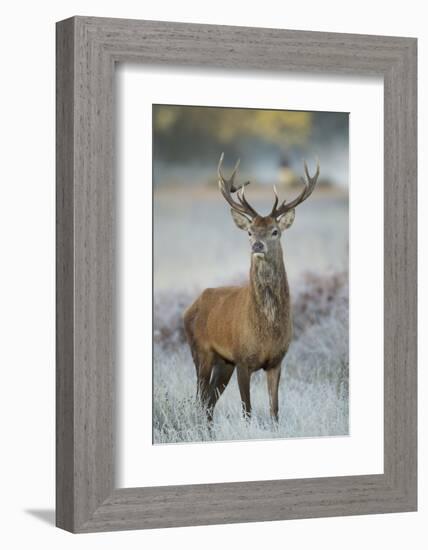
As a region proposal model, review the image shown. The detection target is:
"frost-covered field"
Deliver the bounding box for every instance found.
[153,189,349,444]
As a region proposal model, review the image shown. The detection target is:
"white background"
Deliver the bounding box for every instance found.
[0,1,425,548]
[118,67,384,487]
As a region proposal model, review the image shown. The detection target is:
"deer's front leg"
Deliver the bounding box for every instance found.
[237,366,252,419]
[266,364,281,422]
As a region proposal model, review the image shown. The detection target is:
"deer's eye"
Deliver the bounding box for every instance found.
[248,231,252,237]
[272,229,279,237]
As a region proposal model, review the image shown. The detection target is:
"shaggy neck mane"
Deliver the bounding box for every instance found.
[249,248,289,326]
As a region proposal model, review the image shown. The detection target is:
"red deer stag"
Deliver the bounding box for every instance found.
[183,153,319,422]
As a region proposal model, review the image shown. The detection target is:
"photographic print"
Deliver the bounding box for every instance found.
[153,104,349,444]
[55,18,416,531]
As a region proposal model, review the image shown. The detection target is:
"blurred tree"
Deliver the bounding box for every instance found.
[153,105,312,163]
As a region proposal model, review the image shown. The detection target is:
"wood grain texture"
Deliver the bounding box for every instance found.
[56,16,417,533]
[56,17,75,532]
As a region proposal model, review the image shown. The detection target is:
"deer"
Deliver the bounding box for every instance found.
[183,152,320,423]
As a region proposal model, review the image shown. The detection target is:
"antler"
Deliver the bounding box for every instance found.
[218,153,259,219]
[270,158,320,219]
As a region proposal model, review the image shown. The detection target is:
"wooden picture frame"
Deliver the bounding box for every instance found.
[56,16,417,533]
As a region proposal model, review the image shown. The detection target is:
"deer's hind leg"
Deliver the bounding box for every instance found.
[191,346,219,423]
[207,358,235,417]
[183,306,213,408]
[193,348,214,406]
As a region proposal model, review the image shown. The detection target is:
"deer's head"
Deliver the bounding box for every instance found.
[218,153,320,261]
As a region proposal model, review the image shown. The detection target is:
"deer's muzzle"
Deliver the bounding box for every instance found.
[252,241,266,255]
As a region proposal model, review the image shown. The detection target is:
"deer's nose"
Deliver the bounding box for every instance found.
[252,241,265,254]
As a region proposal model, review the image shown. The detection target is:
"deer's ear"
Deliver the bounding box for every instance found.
[277,209,295,231]
[231,209,251,230]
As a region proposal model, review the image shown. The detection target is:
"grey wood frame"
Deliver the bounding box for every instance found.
[56,16,417,533]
